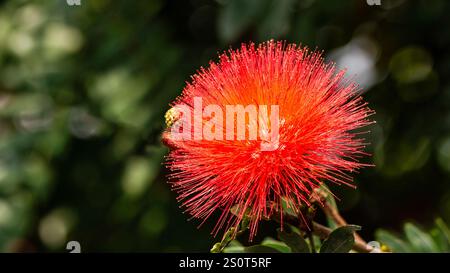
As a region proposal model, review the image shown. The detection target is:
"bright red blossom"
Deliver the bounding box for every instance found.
[164,41,373,239]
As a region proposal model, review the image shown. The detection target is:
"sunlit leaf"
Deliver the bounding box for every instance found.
[261,237,291,253]
[375,229,411,253]
[244,245,281,253]
[404,223,438,252]
[435,218,450,243]
[223,240,245,253]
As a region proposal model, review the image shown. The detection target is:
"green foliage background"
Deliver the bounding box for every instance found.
[0,0,449,252]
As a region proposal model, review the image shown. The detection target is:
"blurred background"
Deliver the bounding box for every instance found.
[0,0,449,252]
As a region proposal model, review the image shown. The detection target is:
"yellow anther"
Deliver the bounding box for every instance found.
[164,107,181,127]
[380,244,391,252]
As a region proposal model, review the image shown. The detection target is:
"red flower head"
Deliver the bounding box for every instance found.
[163,41,373,240]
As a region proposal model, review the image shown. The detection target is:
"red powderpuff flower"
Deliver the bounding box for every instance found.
[163,41,374,240]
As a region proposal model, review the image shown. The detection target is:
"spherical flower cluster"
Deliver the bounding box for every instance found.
[163,41,373,239]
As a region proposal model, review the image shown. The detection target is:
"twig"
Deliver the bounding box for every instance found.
[320,200,366,245]
[311,187,367,247]
[271,210,379,253]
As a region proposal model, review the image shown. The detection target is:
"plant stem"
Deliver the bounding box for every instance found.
[320,198,367,246]
[307,232,316,253]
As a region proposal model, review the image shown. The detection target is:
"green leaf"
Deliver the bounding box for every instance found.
[320,225,361,253]
[277,228,310,253]
[317,184,339,229]
[230,204,251,231]
[375,229,411,253]
[210,226,238,253]
[434,218,450,251]
[223,246,245,253]
[287,224,302,235]
[280,197,299,217]
[404,222,438,252]
[261,237,291,253]
[311,235,322,253]
[430,228,449,252]
[210,243,222,253]
[223,241,245,253]
[221,227,237,245]
[230,204,248,218]
[244,245,281,253]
